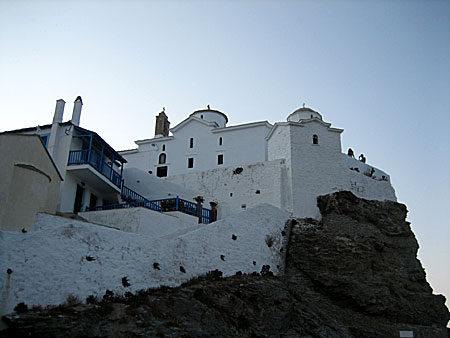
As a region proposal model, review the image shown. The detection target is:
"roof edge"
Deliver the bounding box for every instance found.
[190,109,229,123]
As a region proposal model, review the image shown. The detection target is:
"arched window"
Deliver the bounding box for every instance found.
[313,134,319,145]
[162,144,166,151]
[189,137,194,148]
[159,153,166,164]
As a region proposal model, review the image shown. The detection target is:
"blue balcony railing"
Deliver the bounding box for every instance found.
[88,189,213,224]
[68,149,123,189]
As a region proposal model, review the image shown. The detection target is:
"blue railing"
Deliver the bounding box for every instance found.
[87,192,213,224]
[121,185,149,203]
[68,150,123,189]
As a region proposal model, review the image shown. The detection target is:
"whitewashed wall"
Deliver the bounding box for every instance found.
[267,124,294,213]
[338,154,396,202]
[121,112,396,221]
[0,205,290,316]
[59,172,109,214]
[212,122,271,169]
[120,118,271,177]
[166,160,289,219]
[80,207,198,237]
[59,173,78,212]
[286,122,396,219]
[164,120,396,221]
[119,148,149,173]
[123,168,198,201]
[191,110,227,127]
[267,123,292,162]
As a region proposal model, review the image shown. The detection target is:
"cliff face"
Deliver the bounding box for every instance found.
[1,191,448,338]
[285,191,449,337]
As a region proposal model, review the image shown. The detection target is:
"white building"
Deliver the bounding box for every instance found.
[1,99,397,226]
[2,97,127,215]
[121,106,397,219]
[121,108,272,177]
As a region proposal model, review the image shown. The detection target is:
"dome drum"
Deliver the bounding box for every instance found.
[287,107,322,122]
[191,109,228,128]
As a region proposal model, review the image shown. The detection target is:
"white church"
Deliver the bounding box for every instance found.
[1,97,396,229]
[120,105,396,220]
[0,98,399,314]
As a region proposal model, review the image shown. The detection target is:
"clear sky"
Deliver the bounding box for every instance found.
[1,0,449,309]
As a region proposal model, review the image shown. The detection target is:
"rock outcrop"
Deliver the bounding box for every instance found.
[1,191,448,337]
[285,191,449,337]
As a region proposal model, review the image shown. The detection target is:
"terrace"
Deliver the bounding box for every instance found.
[67,126,127,193]
[88,186,213,224]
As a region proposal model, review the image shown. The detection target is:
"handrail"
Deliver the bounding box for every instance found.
[68,149,123,189]
[87,193,213,223]
[121,185,149,204]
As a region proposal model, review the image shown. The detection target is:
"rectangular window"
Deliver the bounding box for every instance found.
[218,154,223,165]
[189,137,194,148]
[219,137,223,146]
[188,157,194,168]
[157,166,168,177]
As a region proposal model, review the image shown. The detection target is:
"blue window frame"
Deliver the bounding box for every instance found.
[40,134,50,148]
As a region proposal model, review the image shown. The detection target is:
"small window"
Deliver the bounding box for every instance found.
[162,144,166,151]
[188,157,194,168]
[311,114,313,118]
[189,137,194,148]
[313,134,319,145]
[157,166,168,177]
[40,134,50,148]
[219,137,222,146]
[201,115,203,119]
[218,154,223,165]
[159,153,166,164]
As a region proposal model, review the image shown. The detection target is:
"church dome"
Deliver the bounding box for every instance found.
[191,107,228,128]
[287,107,322,122]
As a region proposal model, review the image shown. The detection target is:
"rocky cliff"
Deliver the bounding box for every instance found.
[1,191,448,337]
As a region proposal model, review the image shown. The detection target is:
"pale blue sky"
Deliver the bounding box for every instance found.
[1,0,449,309]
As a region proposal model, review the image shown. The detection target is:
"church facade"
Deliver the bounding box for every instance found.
[0,99,397,229]
[120,106,397,219]
[120,108,272,177]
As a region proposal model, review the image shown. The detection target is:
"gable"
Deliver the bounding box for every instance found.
[170,116,218,135]
[298,119,343,133]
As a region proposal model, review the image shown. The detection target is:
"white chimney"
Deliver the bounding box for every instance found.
[71,96,83,126]
[53,99,65,123]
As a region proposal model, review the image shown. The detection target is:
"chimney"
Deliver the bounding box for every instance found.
[155,109,170,137]
[71,96,83,126]
[53,99,65,123]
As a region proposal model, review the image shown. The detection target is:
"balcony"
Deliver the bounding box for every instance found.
[68,149,123,189]
[65,126,127,195]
